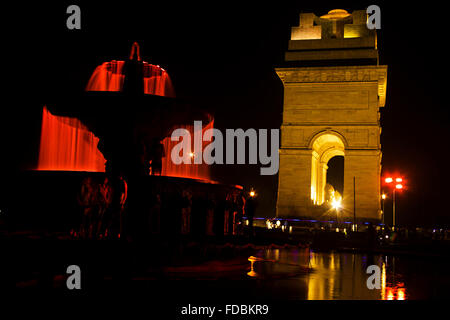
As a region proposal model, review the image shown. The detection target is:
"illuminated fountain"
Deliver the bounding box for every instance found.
[26,42,242,239]
[38,42,212,180]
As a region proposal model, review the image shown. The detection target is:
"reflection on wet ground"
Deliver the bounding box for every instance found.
[249,248,450,300]
[8,240,450,300]
[163,247,450,300]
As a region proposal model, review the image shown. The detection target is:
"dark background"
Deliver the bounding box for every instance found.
[2,1,450,227]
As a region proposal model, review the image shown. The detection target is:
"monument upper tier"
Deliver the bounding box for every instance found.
[286,9,378,65]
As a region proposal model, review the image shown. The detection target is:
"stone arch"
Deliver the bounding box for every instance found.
[309,130,346,205]
[307,129,348,149]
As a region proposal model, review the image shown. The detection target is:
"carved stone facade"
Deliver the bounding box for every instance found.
[276,9,387,221]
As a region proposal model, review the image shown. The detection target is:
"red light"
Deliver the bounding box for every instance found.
[38,107,215,181]
[387,289,394,300]
[397,288,405,300]
[86,60,175,97]
[395,184,403,189]
[160,120,214,180]
[129,42,141,61]
[385,177,393,183]
[38,106,106,172]
[396,178,402,183]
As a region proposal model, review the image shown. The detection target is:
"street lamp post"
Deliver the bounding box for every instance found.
[393,183,403,229]
[381,193,386,226]
[384,177,403,230]
[393,187,396,228]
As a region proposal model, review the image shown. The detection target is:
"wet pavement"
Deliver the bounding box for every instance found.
[153,247,450,300]
[3,233,450,300]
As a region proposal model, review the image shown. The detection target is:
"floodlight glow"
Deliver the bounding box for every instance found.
[332,199,341,210]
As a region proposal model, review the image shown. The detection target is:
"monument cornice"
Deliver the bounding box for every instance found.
[281,122,380,127]
[276,65,387,107]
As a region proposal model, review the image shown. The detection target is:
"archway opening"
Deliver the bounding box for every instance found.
[326,155,344,198]
[310,132,345,205]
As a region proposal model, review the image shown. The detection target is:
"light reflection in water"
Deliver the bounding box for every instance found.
[307,252,407,300]
[397,288,405,300]
[387,288,394,300]
[253,249,410,300]
[381,259,386,300]
[382,256,407,300]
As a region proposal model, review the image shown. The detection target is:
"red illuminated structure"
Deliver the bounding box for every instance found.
[37,42,212,180]
[86,60,175,97]
[38,106,106,172]
[160,120,213,180]
[86,42,174,96]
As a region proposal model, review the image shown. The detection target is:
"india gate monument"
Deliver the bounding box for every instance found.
[276,9,387,222]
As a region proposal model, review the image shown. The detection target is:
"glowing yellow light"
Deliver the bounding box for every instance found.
[311,133,345,206]
[248,256,263,277]
[249,191,255,197]
[344,29,362,39]
[385,177,393,183]
[276,220,281,227]
[189,152,195,158]
[320,9,351,20]
[332,199,341,210]
[311,186,316,203]
[381,194,386,200]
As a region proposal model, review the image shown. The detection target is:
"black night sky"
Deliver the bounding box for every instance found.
[3,1,450,227]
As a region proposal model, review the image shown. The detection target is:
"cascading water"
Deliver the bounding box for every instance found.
[38,106,106,172]
[161,120,213,181]
[85,60,175,97]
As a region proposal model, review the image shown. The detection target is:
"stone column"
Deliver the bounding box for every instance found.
[343,150,381,221]
[277,149,313,216]
[318,162,328,205]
